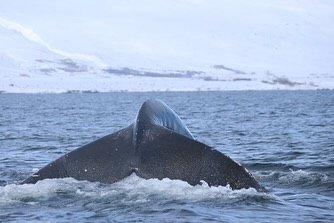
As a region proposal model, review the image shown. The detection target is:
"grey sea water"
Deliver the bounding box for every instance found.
[0,91,333,222]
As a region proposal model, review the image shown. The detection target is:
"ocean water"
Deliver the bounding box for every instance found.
[0,91,333,222]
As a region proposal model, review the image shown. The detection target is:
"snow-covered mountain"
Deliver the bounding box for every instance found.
[0,0,333,93]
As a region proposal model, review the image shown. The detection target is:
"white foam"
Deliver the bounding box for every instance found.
[0,174,272,205]
[0,178,82,204]
[112,174,266,202]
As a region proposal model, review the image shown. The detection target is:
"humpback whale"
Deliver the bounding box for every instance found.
[23,99,264,191]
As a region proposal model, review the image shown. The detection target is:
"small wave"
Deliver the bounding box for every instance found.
[247,162,296,171]
[0,174,275,205]
[255,169,329,187]
[278,169,329,184]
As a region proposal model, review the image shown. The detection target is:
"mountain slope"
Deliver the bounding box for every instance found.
[0,0,333,92]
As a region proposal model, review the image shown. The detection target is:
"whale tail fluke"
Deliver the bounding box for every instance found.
[22,99,264,191]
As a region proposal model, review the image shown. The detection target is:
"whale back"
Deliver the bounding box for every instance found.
[133,99,194,146]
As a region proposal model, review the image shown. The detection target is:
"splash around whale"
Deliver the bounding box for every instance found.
[22,99,265,192]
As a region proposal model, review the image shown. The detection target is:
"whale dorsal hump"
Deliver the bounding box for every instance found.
[134,99,194,146]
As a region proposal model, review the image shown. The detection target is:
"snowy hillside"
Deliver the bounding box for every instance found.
[0,0,333,93]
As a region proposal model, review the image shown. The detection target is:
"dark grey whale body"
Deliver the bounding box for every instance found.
[23,99,264,191]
